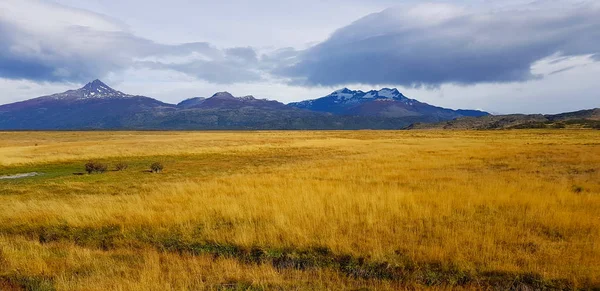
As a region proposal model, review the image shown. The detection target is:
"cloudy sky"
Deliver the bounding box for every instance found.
[0,0,599,114]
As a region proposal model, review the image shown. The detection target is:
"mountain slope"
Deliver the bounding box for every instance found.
[408,109,600,130]
[0,81,494,130]
[288,88,489,120]
[0,80,174,129]
[195,92,290,110]
[0,82,417,130]
[126,91,427,130]
[177,97,206,109]
[129,107,423,130]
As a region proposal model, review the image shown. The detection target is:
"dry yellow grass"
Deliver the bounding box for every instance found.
[0,130,599,290]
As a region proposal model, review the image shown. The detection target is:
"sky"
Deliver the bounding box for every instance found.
[0,0,599,114]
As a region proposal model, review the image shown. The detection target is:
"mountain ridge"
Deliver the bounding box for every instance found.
[45,79,132,100]
[408,109,600,130]
[288,88,489,119]
[4,79,592,130]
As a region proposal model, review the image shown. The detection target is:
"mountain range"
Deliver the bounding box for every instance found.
[2,80,598,131]
[0,80,492,130]
[288,88,487,119]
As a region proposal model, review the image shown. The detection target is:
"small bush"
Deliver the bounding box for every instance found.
[95,163,108,173]
[85,162,95,174]
[115,162,128,171]
[85,161,108,174]
[150,162,164,173]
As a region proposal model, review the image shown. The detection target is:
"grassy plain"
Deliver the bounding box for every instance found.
[0,130,599,290]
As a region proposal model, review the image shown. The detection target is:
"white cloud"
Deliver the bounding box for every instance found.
[0,0,126,33]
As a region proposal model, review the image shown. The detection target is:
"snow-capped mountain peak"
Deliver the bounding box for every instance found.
[333,88,354,94]
[211,92,236,99]
[331,88,359,101]
[288,88,408,112]
[82,79,113,92]
[78,79,130,98]
[361,88,403,99]
[239,95,256,101]
[325,88,407,103]
[47,79,131,100]
[210,93,263,101]
[377,88,401,98]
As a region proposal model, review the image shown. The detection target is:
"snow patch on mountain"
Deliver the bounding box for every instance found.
[362,92,376,99]
[48,79,132,100]
[211,92,236,99]
[331,88,356,101]
[378,88,400,98]
[290,88,411,107]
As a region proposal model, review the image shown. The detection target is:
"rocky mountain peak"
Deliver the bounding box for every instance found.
[82,79,110,91]
[78,79,129,98]
[211,92,236,99]
[47,79,131,100]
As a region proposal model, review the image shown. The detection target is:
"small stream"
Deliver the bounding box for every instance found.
[0,172,41,180]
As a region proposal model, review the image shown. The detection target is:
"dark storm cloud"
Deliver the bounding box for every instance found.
[0,21,142,82]
[0,21,57,81]
[274,2,600,87]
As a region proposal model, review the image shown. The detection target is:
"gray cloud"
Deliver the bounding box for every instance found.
[225,47,259,63]
[275,1,600,87]
[137,44,264,84]
[0,20,140,82]
[549,66,578,75]
[0,1,263,84]
[138,59,263,84]
[2,0,600,91]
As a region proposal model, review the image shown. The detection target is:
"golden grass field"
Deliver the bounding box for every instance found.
[0,130,599,290]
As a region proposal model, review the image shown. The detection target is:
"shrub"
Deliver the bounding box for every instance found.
[150,162,164,173]
[85,161,108,174]
[95,163,108,173]
[115,162,128,171]
[85,161,95,174]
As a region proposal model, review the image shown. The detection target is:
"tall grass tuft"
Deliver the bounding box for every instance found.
[150,162,164,173]
[85,161,108,174]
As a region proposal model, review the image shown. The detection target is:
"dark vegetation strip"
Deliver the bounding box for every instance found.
[508,119,600,130]
[0,274,55,291]
[0,224,586,290]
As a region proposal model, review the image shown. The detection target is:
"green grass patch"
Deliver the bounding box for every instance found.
[0,148,334,196]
